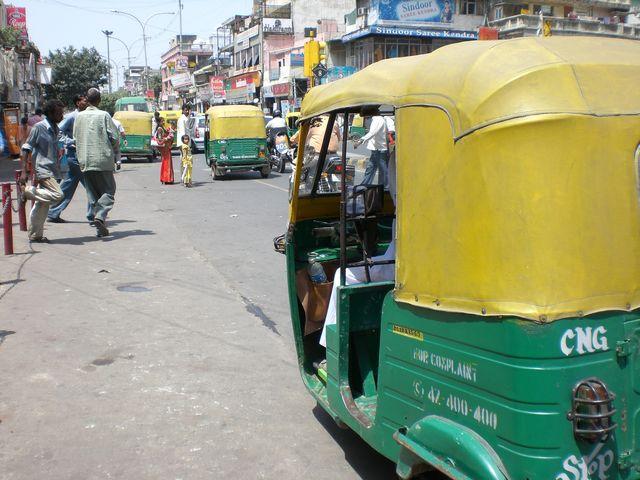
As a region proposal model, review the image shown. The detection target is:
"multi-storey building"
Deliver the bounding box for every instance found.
[160,35,213,110]
[488,0,640,39]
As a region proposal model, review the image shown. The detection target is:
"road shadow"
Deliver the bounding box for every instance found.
[51,229,155,245]
[0,278,26,287]
[59,219,136,226]
[0,330,16,346]
[311,405,397,479]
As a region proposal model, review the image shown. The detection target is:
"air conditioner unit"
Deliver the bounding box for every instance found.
[357,7,368,16]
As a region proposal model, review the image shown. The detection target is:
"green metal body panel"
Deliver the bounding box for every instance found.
[120,134,152,156]
[286,217,640,480]
[205,138,268,170]
[349,125,366,139]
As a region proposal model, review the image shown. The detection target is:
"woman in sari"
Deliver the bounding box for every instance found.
[157,117,175,184]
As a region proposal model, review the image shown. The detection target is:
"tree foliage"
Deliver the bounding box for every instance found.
[100,90,128,116]
[44,46,108,107]
[149,73,162,100]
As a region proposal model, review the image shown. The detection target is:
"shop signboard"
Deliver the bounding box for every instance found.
[6,6,28,37]
[290,53,304,67]
[369,0,454,24]
[170,72,192,88]
[209,76,226,101]
[327,66,357,83]
[342,24,477,42]
[263,18,293,34]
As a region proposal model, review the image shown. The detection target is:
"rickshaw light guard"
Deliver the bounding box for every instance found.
[567,378,617,443]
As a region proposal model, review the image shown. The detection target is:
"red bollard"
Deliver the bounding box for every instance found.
[2,183,14,255]
[14,170,27,231]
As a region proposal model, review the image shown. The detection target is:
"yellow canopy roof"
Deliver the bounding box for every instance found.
[301,36,640,138]
[159,110,182,120]
[206,105,265,119]
[113,111,152,136]
[206,105,265,139]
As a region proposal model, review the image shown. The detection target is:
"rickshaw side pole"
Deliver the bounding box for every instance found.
[340,112,349,287]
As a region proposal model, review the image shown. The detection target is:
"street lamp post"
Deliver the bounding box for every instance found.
[102,29,113,93]
[111,10,174,93]
[109,35,132,72]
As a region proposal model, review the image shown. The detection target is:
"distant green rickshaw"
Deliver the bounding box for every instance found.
[348,113,366,140]
[113,111,153,162]
[286,111,300,138]
[114,96,149,113]
[204,105,270,180]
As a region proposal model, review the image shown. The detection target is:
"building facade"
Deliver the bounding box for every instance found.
[160,35,213,110]
[489,0,640,39]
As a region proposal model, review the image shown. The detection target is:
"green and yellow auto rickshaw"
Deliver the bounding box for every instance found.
[113,111,154,162]
[348,113,366,140]
[204,105,269,180]
[286,110,300,138]
[279,37,640,479]
[114,96,149,112]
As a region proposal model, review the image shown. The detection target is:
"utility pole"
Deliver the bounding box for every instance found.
[178,0,183,55]
[102,30,113,93]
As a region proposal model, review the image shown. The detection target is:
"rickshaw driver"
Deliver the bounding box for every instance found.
[290,115,341,154]
[319,147,397,347]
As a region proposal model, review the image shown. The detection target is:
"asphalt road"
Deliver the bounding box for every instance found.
[0,151,403,479]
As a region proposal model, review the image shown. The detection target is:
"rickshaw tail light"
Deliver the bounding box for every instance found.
[567,378,617,443]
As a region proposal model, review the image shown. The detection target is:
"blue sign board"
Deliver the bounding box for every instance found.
[290,53,304,67]
[370,0,454,24]
[327,66,358,83]
[342,25,477,43]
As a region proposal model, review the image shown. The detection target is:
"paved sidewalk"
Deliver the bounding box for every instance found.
[0,158,395,479]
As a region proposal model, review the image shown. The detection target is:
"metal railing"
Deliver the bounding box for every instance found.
[490,14,640,39]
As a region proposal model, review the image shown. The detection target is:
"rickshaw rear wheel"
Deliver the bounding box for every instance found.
[260,165,271,179]
[147,155,153,163]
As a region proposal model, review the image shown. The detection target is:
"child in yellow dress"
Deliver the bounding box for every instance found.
[180,134,193,187]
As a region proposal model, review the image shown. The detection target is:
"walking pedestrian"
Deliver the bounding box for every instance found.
[17,116,31,146]
[156,117,175,184]
[47,94,89,223]
[27,108,43,127]
[355,115,390,186]
[180,134,193,187]
[18,99,65,243]
[73,88,120,238]
[176,104,191,140]
[111,115,127,170]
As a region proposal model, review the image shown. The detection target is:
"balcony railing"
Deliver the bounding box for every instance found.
[490,14,640,39]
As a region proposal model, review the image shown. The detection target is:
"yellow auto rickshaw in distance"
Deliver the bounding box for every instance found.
[204,105,269,180]
[158,110,181,148]
[113,111,154,162]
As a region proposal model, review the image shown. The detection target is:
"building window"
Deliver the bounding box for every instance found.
[459,0,484,15]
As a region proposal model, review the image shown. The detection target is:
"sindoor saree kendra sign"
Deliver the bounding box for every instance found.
[370,0,454,23]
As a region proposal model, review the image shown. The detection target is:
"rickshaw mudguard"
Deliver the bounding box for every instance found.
[394,416,510,480]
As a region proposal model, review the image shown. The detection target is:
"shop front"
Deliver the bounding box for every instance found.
[262,81,291,114]
[224,71,261,105]
[344,0,481,69]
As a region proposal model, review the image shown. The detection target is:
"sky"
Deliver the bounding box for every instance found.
[20,0,253,85]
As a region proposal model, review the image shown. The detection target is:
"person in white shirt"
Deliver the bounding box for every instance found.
[176,104,191,141]
[355,115,390,185]
[265,110,287,130]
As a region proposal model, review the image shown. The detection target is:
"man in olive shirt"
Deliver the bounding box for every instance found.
[74,88,120,237]
[19,99,65,242]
